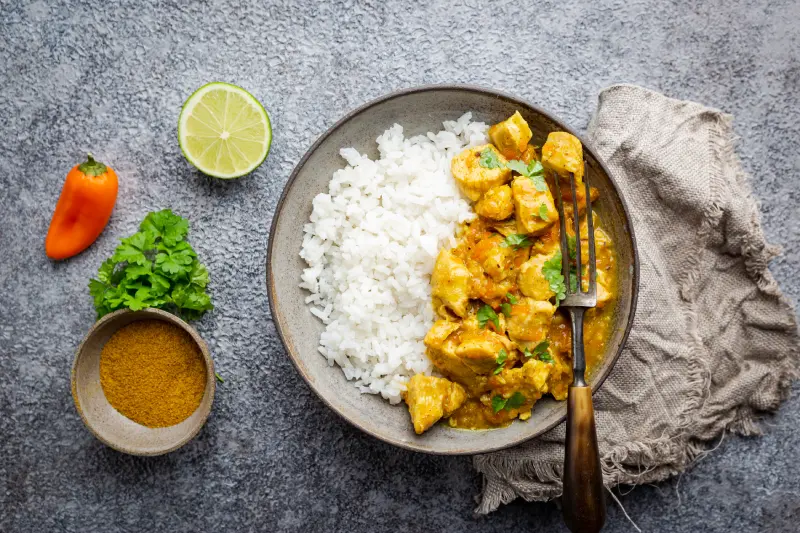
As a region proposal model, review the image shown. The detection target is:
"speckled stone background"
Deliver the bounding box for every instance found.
[1,0,798,531]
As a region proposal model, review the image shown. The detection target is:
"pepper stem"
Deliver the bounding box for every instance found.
[78,153,108,176]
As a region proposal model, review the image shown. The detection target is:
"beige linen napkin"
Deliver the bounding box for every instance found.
[475,85,800,513]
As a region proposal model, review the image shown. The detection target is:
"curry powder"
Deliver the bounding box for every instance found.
[99,320,206,428]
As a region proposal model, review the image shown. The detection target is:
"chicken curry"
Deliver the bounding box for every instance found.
[401,112,618,434]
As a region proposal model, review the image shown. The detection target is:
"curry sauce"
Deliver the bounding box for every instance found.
[401,112,618,434]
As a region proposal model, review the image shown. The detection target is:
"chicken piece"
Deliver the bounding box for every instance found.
[595,269,614,308]
[473,236,515,282]
[488,111,533,160]
[487,219,519,237]
[529,223,561,257]
[506,298,556,343]
[486,358,552,419]
[463,257,515,305]
[424,320,461,350]
[544,348,572,401]
[455,329,514,375]
[489,358,551,400]
[541,131,584,183]
[474,185,514,220]
[578,215,611,259]
[577,217,614,308]
[520,144,539,164]
[511,176,558,235]
[424,319,490,394]
[461,309,507,336]
[426,344,489,397]
[451,145,512,201]
[431,250,471,318]
[517,251,557,301]
[560,183,599,218]
[402,374,467,434]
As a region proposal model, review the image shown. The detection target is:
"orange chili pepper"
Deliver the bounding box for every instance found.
[45,154,118,260]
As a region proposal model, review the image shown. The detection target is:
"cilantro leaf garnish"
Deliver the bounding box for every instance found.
[506,392,526,409]
[500,302,512,318]
[477,305,499,329]
[508,159,547,191]
[492,392,527,413]
[570,271,579,293]
[491,395,507,413]
[567,235,577,260]
[478,148,504,169]
[505,160,529,175]
[542,251,567,305]
[530,173,548,192]
[500,233,532,250]
[88,209,213,320]
[525,340,553,363]
[538,204,550,221]
[506,292,518,304]
[493,348,508,375]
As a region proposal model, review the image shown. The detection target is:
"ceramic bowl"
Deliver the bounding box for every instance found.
[71,308,215,456]
[267,85,639,454]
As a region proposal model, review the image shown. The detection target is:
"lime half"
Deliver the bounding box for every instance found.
[178,82,272,179]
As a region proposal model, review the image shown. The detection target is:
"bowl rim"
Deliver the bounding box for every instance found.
[266,83,640,454]
[71,307,215,456]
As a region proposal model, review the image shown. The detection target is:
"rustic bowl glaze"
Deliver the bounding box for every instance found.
[267,85,639,454]
[71,308,215,456]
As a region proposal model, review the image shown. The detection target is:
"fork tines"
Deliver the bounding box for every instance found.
[555,171,597,307]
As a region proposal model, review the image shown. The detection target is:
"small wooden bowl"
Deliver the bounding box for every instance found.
[71,308,215,456]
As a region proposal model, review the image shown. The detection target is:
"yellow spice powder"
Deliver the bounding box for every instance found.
[100,320,206,428]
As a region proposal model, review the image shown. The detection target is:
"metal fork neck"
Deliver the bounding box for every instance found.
[567,307,587,387]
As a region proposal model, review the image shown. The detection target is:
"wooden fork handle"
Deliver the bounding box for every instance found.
[562,385,606,533]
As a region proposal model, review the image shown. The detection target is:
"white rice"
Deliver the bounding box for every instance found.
[299,113,488,404]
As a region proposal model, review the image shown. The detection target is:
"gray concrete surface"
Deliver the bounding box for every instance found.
[1,1,798,531]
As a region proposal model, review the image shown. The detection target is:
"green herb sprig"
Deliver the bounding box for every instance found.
[538,204,550,221]
[542,250,567,305]
[492,392,526,413]
[507,159,547,191]
[478,148,504,169]
[567,235,577,260]
[524,340,553,363]
[89,209,213,320]
[500,233,532,250]
[493,349,508,375]
[478,151,548,192]
[477,305,499,329]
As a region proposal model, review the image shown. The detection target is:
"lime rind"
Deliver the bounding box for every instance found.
[178,82,272,179]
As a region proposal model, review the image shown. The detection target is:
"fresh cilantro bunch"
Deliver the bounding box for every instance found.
[89,209,213,320]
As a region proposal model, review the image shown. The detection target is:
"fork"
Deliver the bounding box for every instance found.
[554,171,606,533]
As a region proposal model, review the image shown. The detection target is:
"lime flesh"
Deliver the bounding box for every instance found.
[178,82,272,179]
